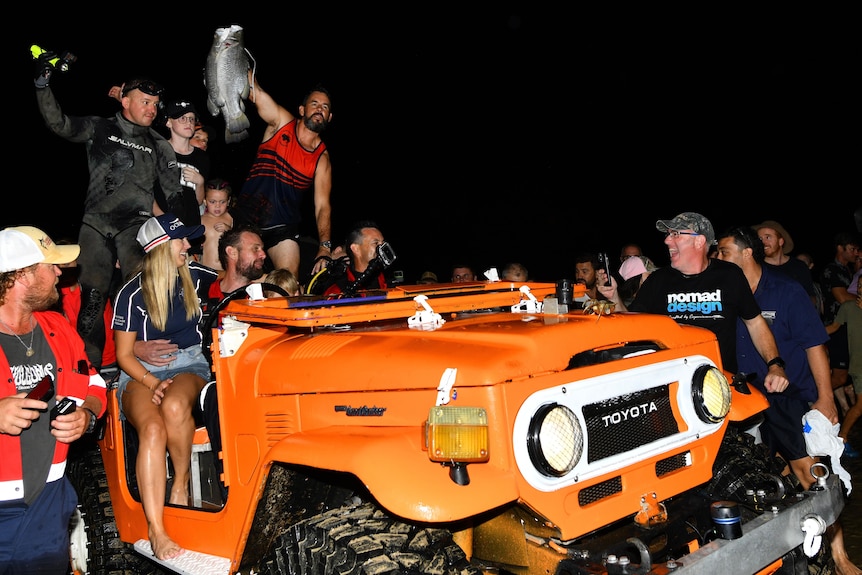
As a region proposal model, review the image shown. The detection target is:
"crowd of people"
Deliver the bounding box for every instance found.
[1,54,337,569]
[594,212,861,575]
[4,49,860,571]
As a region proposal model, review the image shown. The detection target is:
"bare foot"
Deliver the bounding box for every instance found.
[150,530,185,561]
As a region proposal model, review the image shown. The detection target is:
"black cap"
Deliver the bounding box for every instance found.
[163,100,198,119]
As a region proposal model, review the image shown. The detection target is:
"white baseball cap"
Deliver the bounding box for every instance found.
[137,213,204,253]
[0,226,80,272]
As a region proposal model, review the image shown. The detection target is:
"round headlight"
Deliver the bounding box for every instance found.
[692,365,732,423]
[527,403,583,477]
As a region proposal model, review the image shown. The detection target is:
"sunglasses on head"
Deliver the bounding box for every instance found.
[122,79,164,97]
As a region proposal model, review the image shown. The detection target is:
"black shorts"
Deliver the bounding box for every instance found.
[260,224,301,249]
[759,394,811,462]
[827,324,850,370]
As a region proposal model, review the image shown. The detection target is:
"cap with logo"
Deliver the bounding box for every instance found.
[136,213,204,253]
[656,212,716,246]
[0,226,80,273]
[163,100,198,119]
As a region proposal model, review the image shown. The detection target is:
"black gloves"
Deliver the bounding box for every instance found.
[34,50,56,89]
[32,46,75,89]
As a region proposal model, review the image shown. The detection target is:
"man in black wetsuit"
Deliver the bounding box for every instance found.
[34,65,184,371]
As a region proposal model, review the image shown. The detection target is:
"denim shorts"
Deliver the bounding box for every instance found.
[117,344,211,420]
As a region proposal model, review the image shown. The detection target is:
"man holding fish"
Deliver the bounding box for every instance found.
[231,73,335,279]
[205,23,335,280]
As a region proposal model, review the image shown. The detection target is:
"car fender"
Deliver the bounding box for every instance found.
[263,426,519,522]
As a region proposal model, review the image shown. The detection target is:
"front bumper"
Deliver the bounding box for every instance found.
[672,473,845,574]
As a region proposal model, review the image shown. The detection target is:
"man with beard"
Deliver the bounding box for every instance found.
[574,253,606,302]
[233,75,334,280]
[206,225,267,302]
[0,226,106,572]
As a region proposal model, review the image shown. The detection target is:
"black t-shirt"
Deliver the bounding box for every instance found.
[765,258,816,301]
[1,325,57,505]
[630,258,761,372]
[155,147,210,227]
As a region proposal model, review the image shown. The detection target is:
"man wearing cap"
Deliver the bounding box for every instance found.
[754,220,817,307]
[599,212,790,392]
[417,271,438,284]
[0,226,106,572]
[161,100,211,227]
[35,70,185,374]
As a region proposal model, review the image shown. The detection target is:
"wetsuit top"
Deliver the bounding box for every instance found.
[35,87,183,237]
[630,258,760,373]
[234,120,326,230]
[736,264,828,402]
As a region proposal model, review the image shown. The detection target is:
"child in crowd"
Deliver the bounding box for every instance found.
[264,268,302,297]
[199,178,233,271]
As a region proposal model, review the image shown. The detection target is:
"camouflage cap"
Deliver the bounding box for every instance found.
[656,212,716,246]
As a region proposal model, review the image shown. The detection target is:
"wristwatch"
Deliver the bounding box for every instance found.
[320,240,332,250]
[766,356,786,370]
[84,407,98,434]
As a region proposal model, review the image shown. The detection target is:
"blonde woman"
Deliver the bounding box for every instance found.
[112,214,217,560]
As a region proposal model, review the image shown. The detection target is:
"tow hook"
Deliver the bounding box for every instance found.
[800,462,831,557]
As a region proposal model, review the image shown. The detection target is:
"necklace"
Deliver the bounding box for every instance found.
[0,317,35,357]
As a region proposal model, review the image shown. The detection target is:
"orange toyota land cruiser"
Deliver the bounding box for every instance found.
[67,281,844,575]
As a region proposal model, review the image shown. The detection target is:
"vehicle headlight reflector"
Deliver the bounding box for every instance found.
[692,365,732,423]
[527,403,583,477]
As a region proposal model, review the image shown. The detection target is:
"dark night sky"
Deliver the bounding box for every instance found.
[13,9,858,284]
